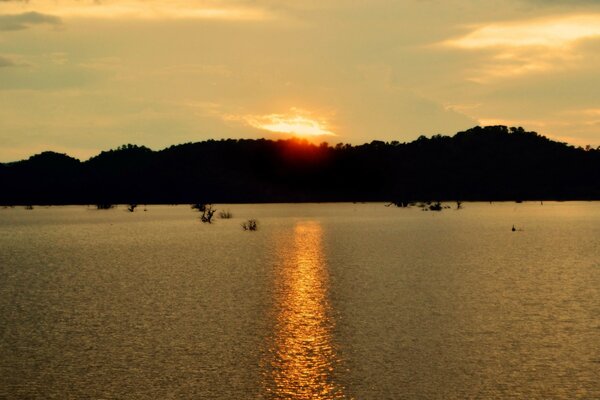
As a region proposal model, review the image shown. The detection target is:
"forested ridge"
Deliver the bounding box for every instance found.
[1,126,599,205]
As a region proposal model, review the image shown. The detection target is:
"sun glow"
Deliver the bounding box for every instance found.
[245,109,336,137]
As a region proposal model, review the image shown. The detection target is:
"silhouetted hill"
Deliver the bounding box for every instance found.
[1,126,599,205]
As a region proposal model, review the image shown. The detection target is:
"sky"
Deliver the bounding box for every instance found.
[0,0,599,161]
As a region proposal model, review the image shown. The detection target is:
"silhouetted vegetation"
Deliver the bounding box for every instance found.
[191,203,206,211]
[391,200,411,207]
[428,202,443,211]
[242,219,258,231]
[191,203,216,222]
[219,210,233,219]
[1,126,599,205]
[197,204,216,223]
[96,204,114,210]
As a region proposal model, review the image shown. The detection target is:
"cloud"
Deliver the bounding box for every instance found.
[228,108,337,137]
[521,0,600,5]
[218,107,337,137]
[0,0,597,159]
[477,114,600,147]
[0,11,61,30]
[569,108,600,117]
[0,1,273,21]
[445,14,600,48]
[0,55,16,66]
[441,14,600,81]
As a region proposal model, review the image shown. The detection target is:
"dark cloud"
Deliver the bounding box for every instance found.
[531,0,600,2]
[521,0,600,5]
[0,11,61,31]
[0,55,17,67]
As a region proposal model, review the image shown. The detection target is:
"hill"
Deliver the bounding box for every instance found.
[1,126,599,205]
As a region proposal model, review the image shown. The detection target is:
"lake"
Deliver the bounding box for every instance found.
[0,202,599,399]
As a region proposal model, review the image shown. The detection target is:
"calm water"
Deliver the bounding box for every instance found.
[0,202,599,399]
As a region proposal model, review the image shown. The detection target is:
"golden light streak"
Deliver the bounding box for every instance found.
[264,221,346,399]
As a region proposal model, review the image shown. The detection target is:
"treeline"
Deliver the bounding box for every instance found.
[1,126,599,205]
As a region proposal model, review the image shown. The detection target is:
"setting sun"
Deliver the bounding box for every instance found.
[245,109,335,137]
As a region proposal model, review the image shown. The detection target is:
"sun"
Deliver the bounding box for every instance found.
[260,116,334,137]
[245,108,336,137]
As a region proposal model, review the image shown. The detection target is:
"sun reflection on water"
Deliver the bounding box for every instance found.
[264,221,346,399]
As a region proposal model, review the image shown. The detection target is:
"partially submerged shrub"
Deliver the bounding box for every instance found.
[191,203,216,223]
[391,200,458,211]
[242,219,258,231]
[191,203,206,212]
[200,204,216,223]
[428,201,443,211]
[219,210,233,219]
[415,201,451,211]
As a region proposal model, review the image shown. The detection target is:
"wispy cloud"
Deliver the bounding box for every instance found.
[0,11,61,30]
[446,14,600,48]
[442,14,600,81]
[229,108,336,137]
[0,1,273,21]
[566,107,600,117]
[477,108,600,147]
[0,55,16,66]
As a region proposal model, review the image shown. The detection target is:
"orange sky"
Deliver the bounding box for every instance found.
[0,0,599,161]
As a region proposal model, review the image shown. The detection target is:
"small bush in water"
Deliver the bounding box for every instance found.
[242,219,258,231]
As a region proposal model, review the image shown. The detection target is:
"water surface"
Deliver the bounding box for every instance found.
[0,202,599,399]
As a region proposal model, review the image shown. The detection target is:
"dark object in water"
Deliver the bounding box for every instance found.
[242,219,258,231]
[429,201,443,211]
[219,210,233,219]
[191,203,206,212]
[191,203,216,223]
[200,205,216,223]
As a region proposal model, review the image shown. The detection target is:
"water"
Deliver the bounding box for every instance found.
[0,202,599,399]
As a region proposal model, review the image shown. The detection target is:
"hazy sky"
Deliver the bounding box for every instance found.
[1,0,599,161]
